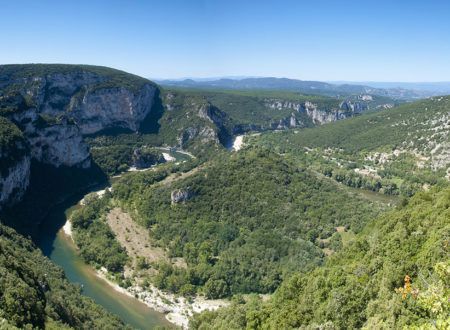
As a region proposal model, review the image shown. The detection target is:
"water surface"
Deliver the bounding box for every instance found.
[36,193,171,330]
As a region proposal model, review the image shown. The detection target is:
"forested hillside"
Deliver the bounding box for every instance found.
[191,187,450,329]
[250,96,450,197]
[0,222,126,329]
[0,64,152,93]
[72,148,384,300]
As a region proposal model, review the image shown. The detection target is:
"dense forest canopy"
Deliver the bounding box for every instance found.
[0,222,127,329]
[100,148,382,298]
[191,187,450,329]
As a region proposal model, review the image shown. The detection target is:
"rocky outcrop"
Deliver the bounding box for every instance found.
[66,84,157,135]
[264,99,362,125]
[197,104,228,127]
[339,100,367,113]
[303,102,343,124]
[178,126,219,147]
[3,70,157,136]
[171,188,194,204]
[0,65,159,169]
[10,108,90,168]
[176,102,231,148]
[0,118,30,208]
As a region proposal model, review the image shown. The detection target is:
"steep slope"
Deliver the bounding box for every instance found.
[0,64,158,135]
[159,91,233,151]
[0,64,160,209]
[191,187,450,329]
[0,117,29,207]
[164,88,397,133]
[250,96,450,197]
[83,86,398,177]
[0,222,126,329]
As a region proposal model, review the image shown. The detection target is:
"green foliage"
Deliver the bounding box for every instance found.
[90,144,134,175]
[0,223,126,329]
[397,261,450,329]
[164,86,400,127]
[0,117,28,176]
[112,148,381,297]
[249,97,450,198]
[167,88,332,127]
[86,89,231,161]
[254,96,450,153]
[158,90,232,151]
[90,144,165,176]
[71,194,128,273]
[0,91,35,116]
[191,187,450,329]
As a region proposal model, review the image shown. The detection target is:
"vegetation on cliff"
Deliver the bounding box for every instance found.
[0,117,28,175]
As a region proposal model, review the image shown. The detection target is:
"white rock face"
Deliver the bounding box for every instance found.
[0,156,30,208]
[3,70,158,168]
[305,105,339,124]
[264,99,366,126]
[14,73,157,135]
[28,123,91,168]
[0,67,159,207]
[171,188,194,203]
[10,109,90,168]
[68,85,156,135]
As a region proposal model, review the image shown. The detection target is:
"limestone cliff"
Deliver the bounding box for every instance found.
[0,64,160,207]
[264,99,357,125]
[10,108,90,168]
[1,65,158,135]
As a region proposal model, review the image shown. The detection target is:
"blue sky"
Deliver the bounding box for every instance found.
[1,0,450,81]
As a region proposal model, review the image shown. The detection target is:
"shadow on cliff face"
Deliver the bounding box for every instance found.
[0,160,108,246]
[139,89,164,134]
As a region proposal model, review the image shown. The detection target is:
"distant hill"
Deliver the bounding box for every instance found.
[332,81,450,94]
[249,95,450,197]
[157,77,434,100]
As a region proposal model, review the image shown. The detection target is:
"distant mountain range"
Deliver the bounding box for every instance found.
[330,81,450,93]
[157,77,445,100]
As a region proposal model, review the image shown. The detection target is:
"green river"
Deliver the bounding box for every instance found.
[36,189,171,330]
[34,149,195,329]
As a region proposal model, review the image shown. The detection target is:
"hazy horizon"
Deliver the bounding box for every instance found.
[154,75,450,84]
[1,0,450,82]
